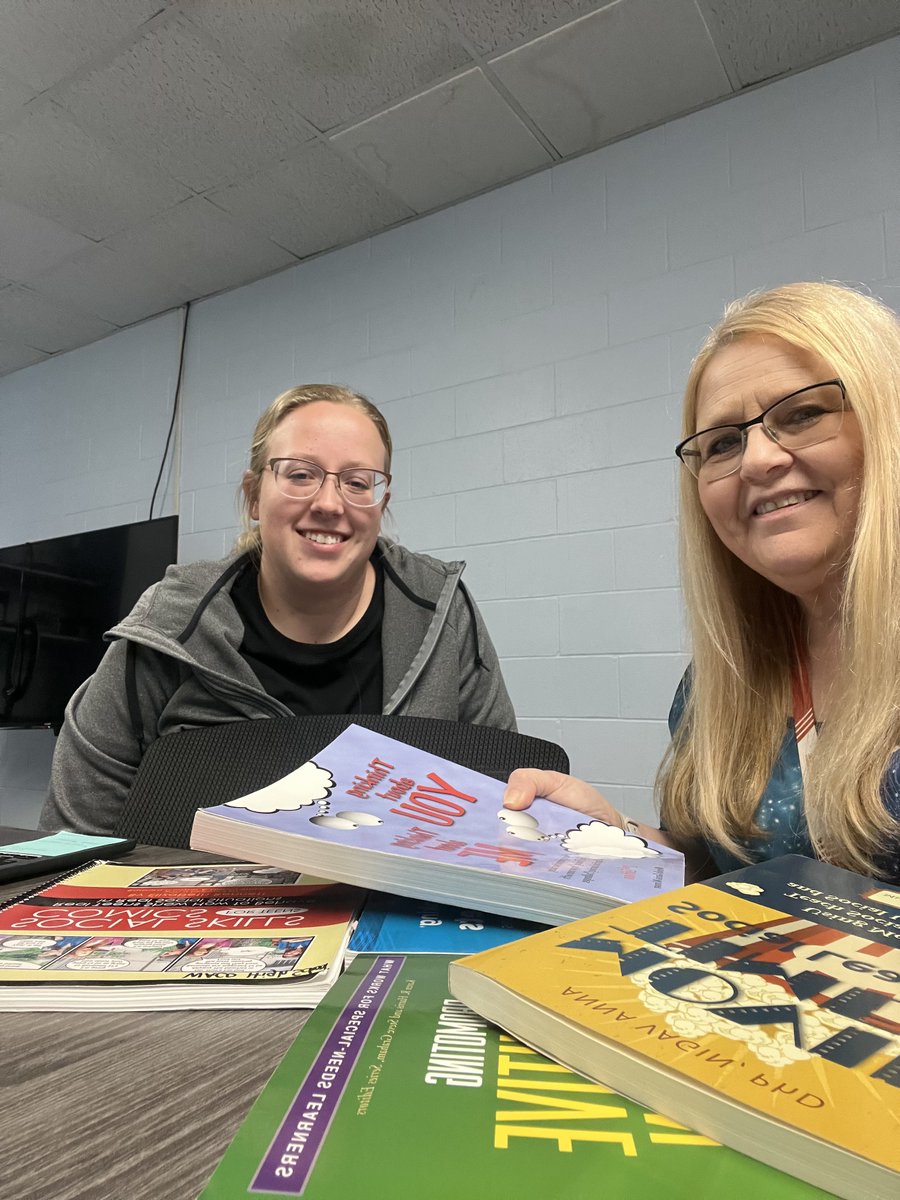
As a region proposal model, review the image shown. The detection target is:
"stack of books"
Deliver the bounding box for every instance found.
[189,729,898,1198]
[197,890,834,1199]
[0,860,362,1009]
[11,726,892,1197]
[449,854,900,1200]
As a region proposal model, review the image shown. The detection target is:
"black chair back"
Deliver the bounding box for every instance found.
[114,714,569,849]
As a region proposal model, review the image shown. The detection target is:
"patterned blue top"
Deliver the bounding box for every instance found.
[667,674,900,882]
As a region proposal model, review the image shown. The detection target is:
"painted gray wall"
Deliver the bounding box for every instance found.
[1,39,898,826]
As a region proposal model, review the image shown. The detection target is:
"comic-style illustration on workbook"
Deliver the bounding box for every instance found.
[0,860,362,1009]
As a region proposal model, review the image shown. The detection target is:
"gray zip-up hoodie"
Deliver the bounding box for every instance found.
[40,539,515,835]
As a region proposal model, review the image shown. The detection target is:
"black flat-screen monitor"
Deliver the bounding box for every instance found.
[0,516,178,731]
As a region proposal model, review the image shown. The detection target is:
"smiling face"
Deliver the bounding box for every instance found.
[246,401,389,606]
[694,335,864,612]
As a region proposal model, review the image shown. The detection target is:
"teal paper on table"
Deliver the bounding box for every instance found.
[1,832,125,857]
[191,725,684,924]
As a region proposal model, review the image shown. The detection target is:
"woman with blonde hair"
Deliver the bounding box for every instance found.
[506,282,900,882]
[43,384,514,835]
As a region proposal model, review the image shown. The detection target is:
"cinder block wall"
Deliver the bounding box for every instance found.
[1,39,897,824]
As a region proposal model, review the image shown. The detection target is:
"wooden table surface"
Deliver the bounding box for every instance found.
[0,842,312,1200]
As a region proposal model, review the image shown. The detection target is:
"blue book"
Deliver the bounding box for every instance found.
[348,892,540,955]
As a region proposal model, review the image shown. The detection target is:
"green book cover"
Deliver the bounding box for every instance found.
[199,954,832,1199]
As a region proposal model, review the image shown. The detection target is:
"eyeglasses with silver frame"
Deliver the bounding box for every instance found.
[675,379,847,482]
[267,458,390,507]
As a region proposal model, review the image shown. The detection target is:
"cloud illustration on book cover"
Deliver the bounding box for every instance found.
[726,880,765,896]
[224,759,660,860]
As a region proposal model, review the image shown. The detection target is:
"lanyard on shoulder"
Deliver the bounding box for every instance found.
[791,636,818,786]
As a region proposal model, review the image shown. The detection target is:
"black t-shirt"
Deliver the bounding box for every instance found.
[230,561,384,715]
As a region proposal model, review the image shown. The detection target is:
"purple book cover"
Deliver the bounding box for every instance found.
[192,724,684,916]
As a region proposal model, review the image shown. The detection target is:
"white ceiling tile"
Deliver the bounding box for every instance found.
[697,0,900,87]
[0,1,895,377]
[331,68,552,212]
[0,198,93,282]
[0,285,115,353]
[182,0,473,132]
[0,339,50,375]
[0,103,191,239]
[29,243,189,327]
[490,0,732,156]
[57,15,319,191]
[103,197,298,298]
[207,142,414,258]
[438,0,602,57]
[0,0,165,91]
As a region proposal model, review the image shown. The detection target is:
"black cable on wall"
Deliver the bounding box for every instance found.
[149,300,191,521]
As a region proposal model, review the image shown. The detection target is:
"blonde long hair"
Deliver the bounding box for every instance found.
[235,384,393,557]
[659,282,900,877]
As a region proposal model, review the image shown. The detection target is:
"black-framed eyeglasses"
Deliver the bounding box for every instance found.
[267,458,390,507]
[675,380,847,481]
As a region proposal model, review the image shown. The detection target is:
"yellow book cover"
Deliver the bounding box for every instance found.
[0,860,362,1009]
[449,854,900,1199]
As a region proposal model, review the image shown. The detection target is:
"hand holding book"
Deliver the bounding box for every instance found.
[504,767,666,844]
[191,724,685,925]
